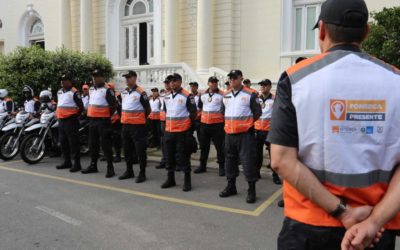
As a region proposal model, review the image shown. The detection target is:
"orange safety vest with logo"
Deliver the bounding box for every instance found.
[120,86,146,125]
[200,89,224,124]
[164,89,192,132]
[88,86,111,118]
[193,93,201,120]
[148,97,161,120]
[56,88,79,119]
[254,94,274,131]
[223,87,254,134]
[284,50,400,229]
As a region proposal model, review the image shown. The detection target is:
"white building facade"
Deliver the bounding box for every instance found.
[0,0,398,89]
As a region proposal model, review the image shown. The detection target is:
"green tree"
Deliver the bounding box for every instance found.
[0,46,114,106]
[363,7,400,69]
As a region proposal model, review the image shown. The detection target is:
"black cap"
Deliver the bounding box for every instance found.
[258,79,272,86]
[189,82,199,87]
[313,0,368,30]
[151,87,159,92]
[243,79,251,85]
[227,70,243,78]
[208,76,219,83]
[92,69,104,77]
[171,73,182,82]
[60,73,72,81]
[122,70,137,78]
[164,75,173,84]
[225,81,230,86]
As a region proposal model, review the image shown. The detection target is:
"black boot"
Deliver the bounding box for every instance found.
[155,163,165,169]
[56,159,72,170]
[81,162,98,174]
[119,165,134,180]
[161,171,176,189]
[272,172,282,185]
[135,164,146,183]
[219,178,237,197]
[113,153,122,163]
[246,181,256,204]
[182,173,192,192]
[193,165,206,174]
[105,162,115,178]
[69,159,82,173]
[218,165,225,177]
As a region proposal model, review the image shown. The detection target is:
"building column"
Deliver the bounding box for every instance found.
[80,0,93,52]
[165,0,179,63]
[60,0,71,48]
[196,0,213,73]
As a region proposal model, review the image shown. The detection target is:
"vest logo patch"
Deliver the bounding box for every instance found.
[330,100,346,121]
[330,99,386,122]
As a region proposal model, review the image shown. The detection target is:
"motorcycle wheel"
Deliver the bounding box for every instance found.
[79,134,89,155]
[0,131,20,161]
[20,134,46,164]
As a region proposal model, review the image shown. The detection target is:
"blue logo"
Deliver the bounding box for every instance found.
[366,126,374,134]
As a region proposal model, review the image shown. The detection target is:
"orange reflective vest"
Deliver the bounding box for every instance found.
[88,86,111,118]
[254,93,273,131]
[223,87,254,134]
[56,88,79,119]
[164,89,192,132]
[283,51,400,229]
[159,94,168,122]
[120,86,146,125]
[200,89,224,124]
[148,97,161,120]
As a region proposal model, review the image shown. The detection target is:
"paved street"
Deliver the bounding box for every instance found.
[0,149,285,250]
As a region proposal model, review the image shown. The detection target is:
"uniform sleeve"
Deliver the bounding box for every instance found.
[198,95,203,110]
[250,92,262,121]
[267,73,299,148]
[106,89,117,115]
[187,95,197,121]
[140,92,151,117]
[73,92,84,115]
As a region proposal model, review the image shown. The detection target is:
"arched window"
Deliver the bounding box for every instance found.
[30,20,44,35]
[121,0,154,66]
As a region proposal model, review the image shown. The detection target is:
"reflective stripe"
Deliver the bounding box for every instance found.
[164,89,191,132]
[223,87,254,134]
[88,105,110,118]
[160,111,166,121]
[255,118,271,131]
[201,111,224,124]
[166,117,191,132]
[224,116,254,134]
[121,86,146,124]
[121,110,146,124]
[148,111,160,120]
[88,87,110,118]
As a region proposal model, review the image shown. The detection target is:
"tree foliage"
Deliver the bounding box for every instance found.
[0,46,114,105]
[363,7,400,69]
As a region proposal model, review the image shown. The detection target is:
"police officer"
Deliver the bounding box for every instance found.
[118,70,151,183]
[189,82,201,144]
[254,79,281,184]
[161,73,197,192]
[56,74,84,172]
[219,70,261,203]
[269,0,400,249]
[81,84,90,111]
[195,76,225,176]
[22,86,41,117]
[148,88,161,148]
[81,69,117,178]
[155,76,173,169]
[0,89,15,114]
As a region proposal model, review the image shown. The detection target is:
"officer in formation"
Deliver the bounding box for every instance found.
[118,70,151,183]
[82,69,117,178]
[55,74,84,172]
[148,87,161,148]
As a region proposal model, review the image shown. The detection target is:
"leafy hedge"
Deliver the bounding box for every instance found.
[0,46,114,105]
[363,7,400,69]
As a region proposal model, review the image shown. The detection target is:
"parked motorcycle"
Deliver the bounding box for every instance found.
[0,111,39,160]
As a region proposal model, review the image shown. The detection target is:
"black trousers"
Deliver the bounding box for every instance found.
[122,124,147,168]
[111,121,122,156]
[192,119,201,145]
[200,123,225,168]
[160,121,167,167]
[89,119,113,163]
[278,217,396,250]
[255,130,270,170]
[225,130,258,182]
[59,116,80,163]
[149,119,161,147]
[165,131,191,174]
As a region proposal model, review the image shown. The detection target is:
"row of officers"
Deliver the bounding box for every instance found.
[55,68,281,204]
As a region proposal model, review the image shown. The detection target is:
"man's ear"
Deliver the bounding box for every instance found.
[319,20,326,41]
[363,24,371,42]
